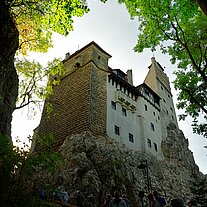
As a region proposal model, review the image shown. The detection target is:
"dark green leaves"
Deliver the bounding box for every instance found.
[120,0,207,138]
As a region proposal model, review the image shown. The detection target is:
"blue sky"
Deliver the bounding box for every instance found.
[12,0,207,174]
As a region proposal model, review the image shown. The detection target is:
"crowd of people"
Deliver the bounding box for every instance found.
[39,176,86,206]
[102,190,200,207]
[39,176,200,207]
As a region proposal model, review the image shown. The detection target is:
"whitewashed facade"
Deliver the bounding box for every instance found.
[106,57,178,160]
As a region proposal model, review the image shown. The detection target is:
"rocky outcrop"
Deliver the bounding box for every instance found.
[52,123,204,206]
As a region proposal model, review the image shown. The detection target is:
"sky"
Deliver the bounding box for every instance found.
[11,0,207,174]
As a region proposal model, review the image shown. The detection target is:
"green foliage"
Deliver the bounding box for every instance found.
[10,0,89,55]
[119,0,207,138]
[0,133,64,206]
[15,58,64,111]
[8,0,89,113]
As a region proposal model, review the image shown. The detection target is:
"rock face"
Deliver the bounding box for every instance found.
[54,123,203,206]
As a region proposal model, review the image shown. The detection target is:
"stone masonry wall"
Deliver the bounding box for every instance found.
[36,63,92,150]
[36,44,109,150]
[88,63,107,135]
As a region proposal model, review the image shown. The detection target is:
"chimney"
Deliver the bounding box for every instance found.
[126,69,133,85]
[151,57,156,64]
[65,52,70,60]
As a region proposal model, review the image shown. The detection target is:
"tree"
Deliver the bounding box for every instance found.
[0,134,64,206]
[118,0,207,138]
[195,0,207,16]
[0,0,89,138]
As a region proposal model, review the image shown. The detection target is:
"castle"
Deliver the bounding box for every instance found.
[33,42,178,160]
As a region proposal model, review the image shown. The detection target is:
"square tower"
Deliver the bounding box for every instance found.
[34,42,111,151]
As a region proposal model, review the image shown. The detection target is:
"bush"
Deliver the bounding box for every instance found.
[0,134,64,206]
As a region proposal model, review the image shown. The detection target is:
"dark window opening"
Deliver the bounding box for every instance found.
[145,104,148,111]
[122,107,127,116]
[129,133,134,143]
[115,125,120,135]
[154,143,158,151]
[154,97,159,105]
[147,139,152,148]
[111,101,116,110]
[144,88,150,96]
[150,123,155,131]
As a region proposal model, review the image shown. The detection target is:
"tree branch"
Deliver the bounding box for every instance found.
[198,42,203,69]
[15,100,42,110]
[203,46,207,73]
[18,71,36,108]
[171,19,207,82]
[18,38,36,51]
[182,87,207,115]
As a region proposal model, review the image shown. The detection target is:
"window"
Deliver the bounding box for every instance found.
[166,110,169,115]
[122,107,127,116]
[154,97,159,105]
[163,99,166,103]
[144,88,150,96]
[147,139,152,148]
[129,133,134,143]
[154,143,158,151]
[153,112,155,116]
[170,107,173,111]
[161,86,163,90]
[111,101,116,110]
[172,116,174,120]
[150,123,155,131]
[114,125,120,135]
[145,104,148,111]
[98,55,101,60]
[158,116,160,120]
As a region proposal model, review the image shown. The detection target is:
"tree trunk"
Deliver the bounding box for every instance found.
[0,2,19,138]
[195,0,207,16]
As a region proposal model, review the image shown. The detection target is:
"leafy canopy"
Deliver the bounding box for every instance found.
[119,0,207,138]
[8,0,89,109]
[11,0,89,55]
[15,58,64,111]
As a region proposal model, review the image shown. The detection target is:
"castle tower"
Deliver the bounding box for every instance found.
[144,57,178,137]
[34,42,111,151]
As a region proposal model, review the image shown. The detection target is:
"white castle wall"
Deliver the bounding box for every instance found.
[106,79,164,160]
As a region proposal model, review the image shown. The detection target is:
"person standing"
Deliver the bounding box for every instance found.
[170,197,185,207]
[109,190,127,207]
[153,191,166,207]
[187,199,198,207]
[53,176,70,204]
[76,190,85,207]
[122,194,131,207]
[147,193,160,207]
[103,193,112,207]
